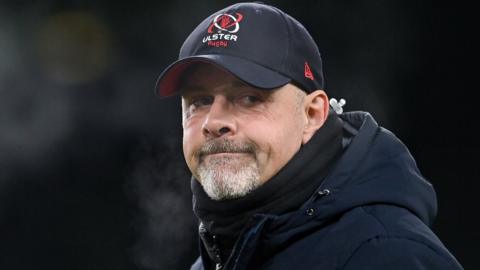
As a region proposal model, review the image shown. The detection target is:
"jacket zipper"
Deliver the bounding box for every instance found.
[212,234,223,270]
[199,223,224,269]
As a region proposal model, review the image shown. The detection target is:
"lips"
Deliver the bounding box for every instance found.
[196,139,257,163]
[205,152,249,156]
[200,151,251,161]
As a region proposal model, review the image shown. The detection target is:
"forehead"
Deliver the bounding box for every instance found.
[179,63,252,95]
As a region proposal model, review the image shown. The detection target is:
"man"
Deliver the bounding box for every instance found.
[155,2,463,270]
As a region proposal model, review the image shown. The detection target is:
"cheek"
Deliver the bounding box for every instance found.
[242,113,304,180]
[268,123,303,161]
[182,123,202,171]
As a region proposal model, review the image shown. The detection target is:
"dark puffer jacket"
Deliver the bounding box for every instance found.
[191,111,463,270]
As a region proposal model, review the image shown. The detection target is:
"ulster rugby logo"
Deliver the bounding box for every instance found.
[207,13,243,33]
[203,13,243,47]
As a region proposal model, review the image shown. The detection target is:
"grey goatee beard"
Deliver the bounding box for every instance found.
[195,139,261,201]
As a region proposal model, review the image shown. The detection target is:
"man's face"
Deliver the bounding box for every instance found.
[181,63,307,200]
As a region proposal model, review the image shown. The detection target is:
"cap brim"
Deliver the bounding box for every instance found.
[155,54,291,97]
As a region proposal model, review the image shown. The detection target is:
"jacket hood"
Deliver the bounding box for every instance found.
[259,111,437,238]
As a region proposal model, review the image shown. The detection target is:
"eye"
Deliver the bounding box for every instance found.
[184,95,214,119]
[238,95,262,106]
[190,95,214,108]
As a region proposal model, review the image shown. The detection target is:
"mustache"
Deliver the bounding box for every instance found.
[195,139,256,159]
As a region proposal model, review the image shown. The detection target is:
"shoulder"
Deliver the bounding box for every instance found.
[341,236,463,270]
[339,205,463,270]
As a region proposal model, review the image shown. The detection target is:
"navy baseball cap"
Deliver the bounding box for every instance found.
[155,2,325,97]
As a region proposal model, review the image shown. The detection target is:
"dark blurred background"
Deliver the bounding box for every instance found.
[0,0,476,269]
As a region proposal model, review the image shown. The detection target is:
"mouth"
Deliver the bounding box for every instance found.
[200,152,253,162]
[206,152,249,156]
[196,139,257,163]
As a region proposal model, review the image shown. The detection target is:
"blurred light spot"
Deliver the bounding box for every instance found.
[35,11,113,84]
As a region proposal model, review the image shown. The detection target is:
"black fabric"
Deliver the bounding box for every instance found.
[156,2,325,97]
[191,111,464,270]
[192,111,344,261]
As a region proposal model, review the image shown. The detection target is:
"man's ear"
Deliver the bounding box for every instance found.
[302,90,329,144]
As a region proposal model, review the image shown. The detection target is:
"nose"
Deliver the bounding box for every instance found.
[202,96,236,138]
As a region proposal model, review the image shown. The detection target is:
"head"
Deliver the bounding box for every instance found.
[154,3,330,200]
[180,63,328,200]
